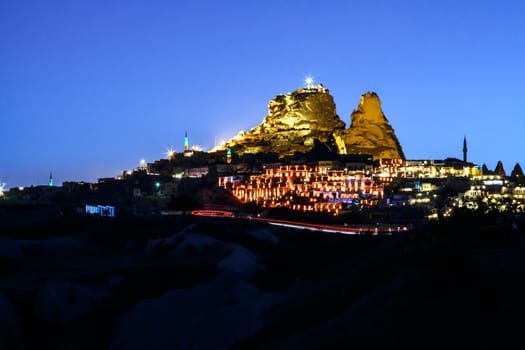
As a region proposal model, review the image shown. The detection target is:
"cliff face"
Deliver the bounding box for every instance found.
[341,92,405,159]
[220,86,404,159]
[224,85,346,156]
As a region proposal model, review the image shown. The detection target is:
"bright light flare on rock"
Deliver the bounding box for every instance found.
[305,75,314,87]
[165,147,176,160]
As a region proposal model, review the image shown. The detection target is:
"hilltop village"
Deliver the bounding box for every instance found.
[2,84,524,225]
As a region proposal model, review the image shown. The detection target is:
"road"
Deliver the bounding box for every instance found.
[190,210,409,235]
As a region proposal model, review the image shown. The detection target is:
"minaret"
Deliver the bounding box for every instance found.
[463,136,467,163]
[49,172,54,187]
[184,131,189,152]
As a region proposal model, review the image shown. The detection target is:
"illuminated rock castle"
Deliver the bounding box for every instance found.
[216,80,404,160]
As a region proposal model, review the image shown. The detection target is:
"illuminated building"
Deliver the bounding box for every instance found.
[376,140,481,179]
[86,204,115,217]
[218,151,488,215]
[227,146,232,164]
[458,174,525,212]
[186,167,209,178]
[219,164,384,214]
[514,186,525,211]
[376,158,482,179]
[49,172,54,187]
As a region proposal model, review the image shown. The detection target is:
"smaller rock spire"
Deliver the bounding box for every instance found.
[494,161,506,176]
[511,163,524,179]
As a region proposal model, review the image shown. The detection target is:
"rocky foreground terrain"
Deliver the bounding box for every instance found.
[1,216,525,349]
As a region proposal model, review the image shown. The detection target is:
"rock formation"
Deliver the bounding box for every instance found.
[494,161,506,176]
[222,84,346,156]
[217,85,405,160]
[511,163,523,179]
[341,92,405,159]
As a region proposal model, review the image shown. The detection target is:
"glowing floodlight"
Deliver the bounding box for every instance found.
[165,147,176,160]
[305,75,314,88]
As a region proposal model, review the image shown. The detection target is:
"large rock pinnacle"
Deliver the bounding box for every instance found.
[341,92,405,159]
[223,84,346,156]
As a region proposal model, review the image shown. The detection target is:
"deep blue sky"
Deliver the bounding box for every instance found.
[1,1,524,187]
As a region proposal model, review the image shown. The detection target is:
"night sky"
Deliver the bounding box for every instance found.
[2,1,524,188]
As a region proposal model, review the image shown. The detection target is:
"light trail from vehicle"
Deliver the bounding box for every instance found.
[190,210,410,235]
